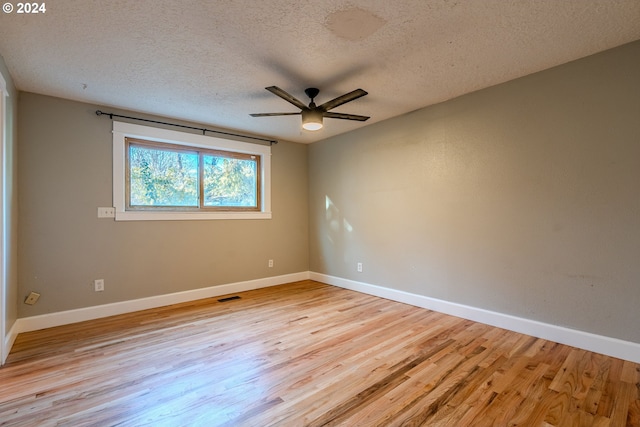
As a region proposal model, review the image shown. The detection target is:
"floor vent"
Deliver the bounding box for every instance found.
[217,296,241,303]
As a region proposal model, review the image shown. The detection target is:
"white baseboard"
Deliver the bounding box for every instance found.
[310,272,640,364]
[2,321,19,364]
[10,271,640,364]
[14,272,311,335]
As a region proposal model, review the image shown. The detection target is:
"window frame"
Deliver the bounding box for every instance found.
[125,138,262,212]
[113,121,271,221]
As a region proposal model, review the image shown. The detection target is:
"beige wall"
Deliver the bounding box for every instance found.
[18,93,308,316]
[0,54,19,344]
[309,41,640,343]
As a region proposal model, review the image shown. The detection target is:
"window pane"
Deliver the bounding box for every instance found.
[129,144,199,207]
[203,154,257,207]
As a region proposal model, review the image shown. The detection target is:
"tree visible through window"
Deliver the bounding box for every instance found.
[126,138,260,211]
[202,154,257,207]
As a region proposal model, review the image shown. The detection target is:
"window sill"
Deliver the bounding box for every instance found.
[115,210,272,221]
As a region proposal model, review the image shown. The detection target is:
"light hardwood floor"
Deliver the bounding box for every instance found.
[1,280,638,426]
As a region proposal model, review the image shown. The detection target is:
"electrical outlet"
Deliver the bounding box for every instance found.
[268,259,274,268]
[97,207,115,218]
[24,291,40,305]
[357,262,363,273]
[94,279,105,292]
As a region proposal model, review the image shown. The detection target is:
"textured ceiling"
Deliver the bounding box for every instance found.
[1,0,639,144]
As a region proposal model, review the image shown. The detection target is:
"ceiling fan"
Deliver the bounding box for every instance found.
[250,86,369,131]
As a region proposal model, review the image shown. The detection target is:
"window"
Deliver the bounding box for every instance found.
[126,138,260,211]
[113,122,271,221]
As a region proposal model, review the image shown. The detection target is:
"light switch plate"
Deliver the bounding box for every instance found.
[97,207,115,218]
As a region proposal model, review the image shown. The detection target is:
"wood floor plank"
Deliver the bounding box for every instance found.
[1,280,638,426]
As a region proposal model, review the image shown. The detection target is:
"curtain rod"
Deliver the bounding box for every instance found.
[95,110,278,145]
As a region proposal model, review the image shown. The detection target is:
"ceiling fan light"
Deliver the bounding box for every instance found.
[302,110,323,131]
[303,121,323,131]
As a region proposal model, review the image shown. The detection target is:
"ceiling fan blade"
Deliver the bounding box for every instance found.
[250,112,301,117]
[318,89,368,112]
[323,112,370,121]
[265,86,308,110]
